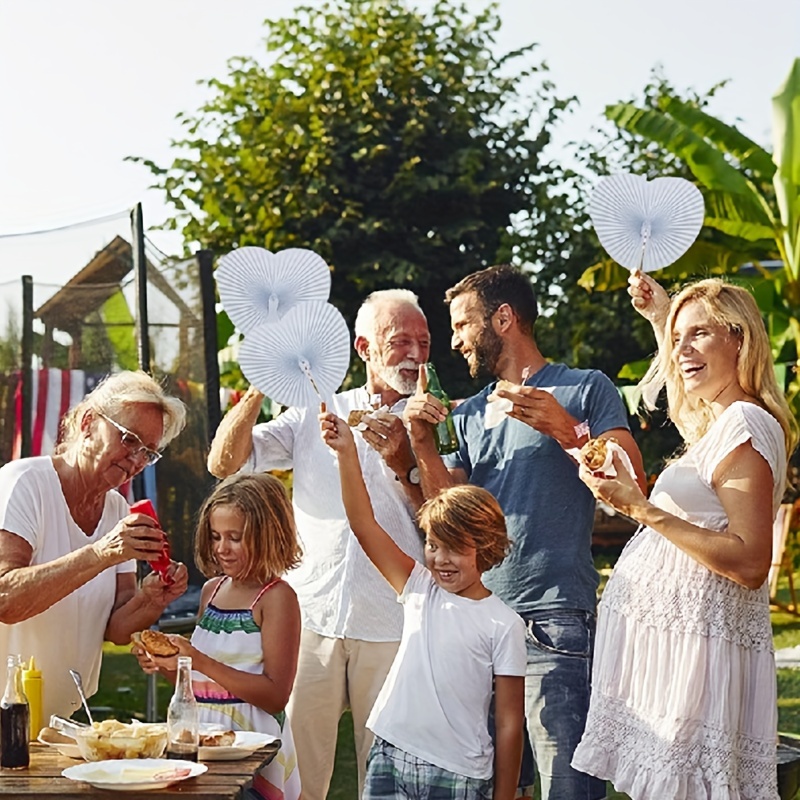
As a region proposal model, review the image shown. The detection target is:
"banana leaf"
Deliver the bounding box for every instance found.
[606,102,761,198]
[579,240,755,292]
[772,58,800,279]
[658,95,776,181]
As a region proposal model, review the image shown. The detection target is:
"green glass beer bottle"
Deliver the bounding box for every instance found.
[424,363,459,455]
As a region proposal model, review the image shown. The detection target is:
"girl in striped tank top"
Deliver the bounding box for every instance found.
[137,473,302,800]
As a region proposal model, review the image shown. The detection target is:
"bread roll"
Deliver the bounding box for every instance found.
[200,730,236,747]
[133,629,179,657]
[347,409,371,427]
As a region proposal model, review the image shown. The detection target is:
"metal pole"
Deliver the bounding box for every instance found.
[131,203,150,373]
[197,249,221,440]
[131,206,159,720]
[20,275,33,458]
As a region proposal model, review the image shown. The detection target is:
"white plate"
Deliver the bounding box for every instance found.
[62,758,206,791]
[200,731,279,761]
[38,727,83,759]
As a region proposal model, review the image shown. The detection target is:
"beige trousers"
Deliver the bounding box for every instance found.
[285,628,399,800]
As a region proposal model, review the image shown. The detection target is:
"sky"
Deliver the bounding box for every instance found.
[1,0,798,297]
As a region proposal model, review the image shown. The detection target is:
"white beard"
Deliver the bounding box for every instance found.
[373,361,419,396]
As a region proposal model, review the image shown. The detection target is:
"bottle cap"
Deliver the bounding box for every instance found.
[22,657,40,678]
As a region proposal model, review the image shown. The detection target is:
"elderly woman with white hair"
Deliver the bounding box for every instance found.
[0,370,189,723]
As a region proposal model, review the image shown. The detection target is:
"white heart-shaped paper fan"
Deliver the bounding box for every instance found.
[239,302,351,408]
[589,174,705,272]
[216,247,331,333]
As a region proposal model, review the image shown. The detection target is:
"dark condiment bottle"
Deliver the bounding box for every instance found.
[166,656,199,762]
[424,363,459,455]
[1,655,29,769]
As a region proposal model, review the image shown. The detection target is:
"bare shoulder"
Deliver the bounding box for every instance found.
[253,579,300,619]
[199,577,224,608]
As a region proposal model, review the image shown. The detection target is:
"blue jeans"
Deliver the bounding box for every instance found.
[520,609,605,800]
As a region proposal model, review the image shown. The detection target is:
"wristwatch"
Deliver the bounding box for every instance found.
[406,466,421,485]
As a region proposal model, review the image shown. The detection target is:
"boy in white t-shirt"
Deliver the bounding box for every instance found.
[320,410,526,800]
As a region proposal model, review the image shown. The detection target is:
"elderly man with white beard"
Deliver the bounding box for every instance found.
[207,289,430,800]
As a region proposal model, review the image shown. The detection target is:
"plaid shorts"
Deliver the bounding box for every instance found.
[363,737,493,799]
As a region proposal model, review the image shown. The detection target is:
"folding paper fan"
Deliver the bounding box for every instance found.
[216,247,331,333]
[238,302,351,408]
[589,174,705,272]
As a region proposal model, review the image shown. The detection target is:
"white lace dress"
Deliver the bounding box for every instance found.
[572,402,786,800]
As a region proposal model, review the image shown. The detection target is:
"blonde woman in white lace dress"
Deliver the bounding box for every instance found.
[571,274,797,800]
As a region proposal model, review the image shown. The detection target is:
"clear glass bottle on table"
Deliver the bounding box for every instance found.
[166,656,199,762]
[1,655,29,769]
[424,362,459,455]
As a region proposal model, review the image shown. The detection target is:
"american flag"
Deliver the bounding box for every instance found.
[12,369,98,458]
[12,369,134,500]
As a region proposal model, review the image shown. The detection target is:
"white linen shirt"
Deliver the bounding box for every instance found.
[242,386,424,642]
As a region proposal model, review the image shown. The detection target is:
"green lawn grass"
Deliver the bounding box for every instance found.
[87,567,800,798]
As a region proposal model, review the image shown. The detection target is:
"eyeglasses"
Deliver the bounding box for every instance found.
[97,412,163,466]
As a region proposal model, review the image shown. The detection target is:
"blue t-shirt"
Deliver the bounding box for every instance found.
[444,362,630,615]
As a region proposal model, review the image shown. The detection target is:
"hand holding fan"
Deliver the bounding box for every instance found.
[216,247,331,333]
[238,302,351,408]
[589,174,705,272]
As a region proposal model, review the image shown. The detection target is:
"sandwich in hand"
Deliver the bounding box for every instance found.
[347,409,372,427]
[132,629,180,657]
[580,438,614,472]
[488,379,516,401]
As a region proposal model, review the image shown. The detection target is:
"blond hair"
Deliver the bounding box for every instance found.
[640,278,797,458]
[59,370,186,449]
[195,473,302,583]
[417,485,510,573]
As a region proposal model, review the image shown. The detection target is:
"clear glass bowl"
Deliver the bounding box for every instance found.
[75,720,167,761]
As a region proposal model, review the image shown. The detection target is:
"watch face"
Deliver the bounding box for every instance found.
[407,466,421,485]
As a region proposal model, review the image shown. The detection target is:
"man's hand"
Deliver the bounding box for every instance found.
[360,411,415,477]
[403,365,448,444]
[496,385,583,448]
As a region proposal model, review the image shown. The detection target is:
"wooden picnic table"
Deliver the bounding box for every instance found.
[0,742,280,797]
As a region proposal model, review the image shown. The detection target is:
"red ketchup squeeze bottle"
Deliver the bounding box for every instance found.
[130,499,173,585]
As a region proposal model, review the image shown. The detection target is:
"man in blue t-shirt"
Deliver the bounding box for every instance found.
[404,264,645,800]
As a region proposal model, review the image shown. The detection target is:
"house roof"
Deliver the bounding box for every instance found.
[35,235,198,331]
[35,236,133,331]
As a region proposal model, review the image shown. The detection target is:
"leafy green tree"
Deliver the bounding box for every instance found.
[130,0,573,395]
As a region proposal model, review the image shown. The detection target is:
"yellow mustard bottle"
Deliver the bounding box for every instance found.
[21,657,41,741]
